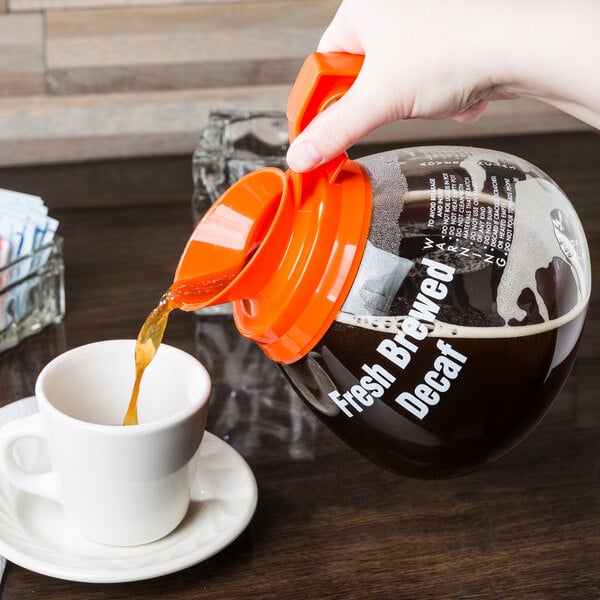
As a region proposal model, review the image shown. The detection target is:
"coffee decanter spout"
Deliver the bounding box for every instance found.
[173,53,372,364]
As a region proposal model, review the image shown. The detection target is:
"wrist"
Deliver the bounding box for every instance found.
[498,1,600,128]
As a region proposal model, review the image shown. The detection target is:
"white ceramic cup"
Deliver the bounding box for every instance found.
[0,339,211,546]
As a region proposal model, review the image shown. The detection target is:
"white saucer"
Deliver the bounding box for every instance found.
[0,397,258,583]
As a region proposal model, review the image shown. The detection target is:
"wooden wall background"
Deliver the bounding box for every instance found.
[0,0,591,167]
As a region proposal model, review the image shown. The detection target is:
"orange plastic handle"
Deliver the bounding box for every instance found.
[286,52,364,203]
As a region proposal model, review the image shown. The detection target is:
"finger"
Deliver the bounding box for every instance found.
[286,68,384,172]
[286,96,375,172]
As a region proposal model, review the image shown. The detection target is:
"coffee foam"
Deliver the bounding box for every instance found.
[343,146,591,340]
[336,296,588,339]
[357,152,406,252]
[460,151,591,324]
[498,177,586,322]
[337,185,590,339]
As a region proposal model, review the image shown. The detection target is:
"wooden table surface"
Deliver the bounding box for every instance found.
[0,132,598,599]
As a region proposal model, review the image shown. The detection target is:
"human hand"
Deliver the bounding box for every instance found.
[286,0,600,172]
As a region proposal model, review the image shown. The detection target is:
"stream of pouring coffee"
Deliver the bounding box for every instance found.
[122,273,235,426]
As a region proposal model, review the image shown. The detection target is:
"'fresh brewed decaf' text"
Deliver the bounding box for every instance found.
[328,257,468,421]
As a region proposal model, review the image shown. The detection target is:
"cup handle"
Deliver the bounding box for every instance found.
[0,413,61,501]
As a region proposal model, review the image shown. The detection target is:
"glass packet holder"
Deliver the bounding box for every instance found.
[191,109,289,316]
[0,237,65,354]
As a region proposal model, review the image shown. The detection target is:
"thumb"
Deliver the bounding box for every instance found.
[286,75,382,172]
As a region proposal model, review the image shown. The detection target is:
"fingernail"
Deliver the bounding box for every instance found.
[286,140,323,172]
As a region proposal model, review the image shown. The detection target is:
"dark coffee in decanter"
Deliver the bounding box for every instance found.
[280,145,590,477]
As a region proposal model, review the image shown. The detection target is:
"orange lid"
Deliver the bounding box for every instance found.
[175,53,372,363]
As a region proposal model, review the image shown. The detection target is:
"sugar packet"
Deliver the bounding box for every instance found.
[0,189,60,330]
[0,189,58,267]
